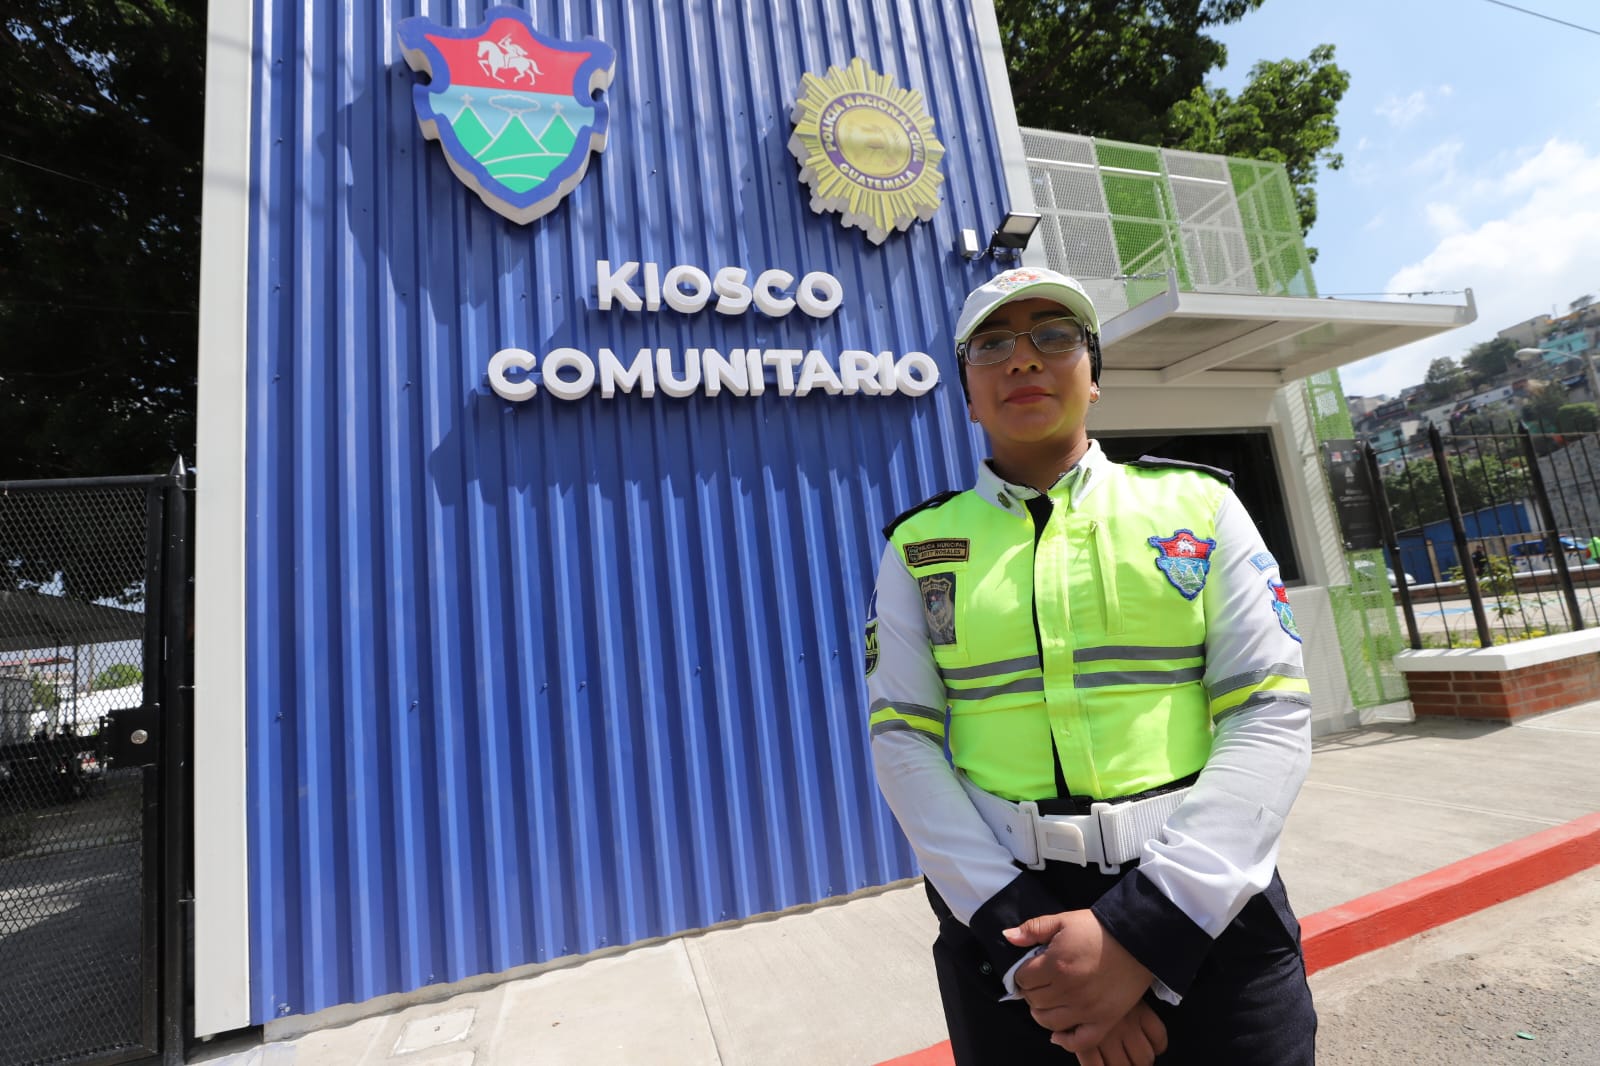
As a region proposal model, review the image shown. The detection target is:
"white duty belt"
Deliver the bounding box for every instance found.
[959,775,1192,874]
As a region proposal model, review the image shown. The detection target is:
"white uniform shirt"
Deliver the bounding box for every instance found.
[867,442,1312,1001]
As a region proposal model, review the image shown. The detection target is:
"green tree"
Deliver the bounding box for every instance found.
[1166,45,1349,239]
[1383,454,1528,530]
[1454,402,1518,447]
[1424,357,1466,402]
[1462,338,1517,388]
[1522,381,1570,432]
[94,663,142,690]
[995,2,1349,240]
[29,676,59,712]
[1556,402,1599,433]
[996,0,1266,149]
[1,1,205,480]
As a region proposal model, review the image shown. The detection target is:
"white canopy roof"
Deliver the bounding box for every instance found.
[1099,280,1478,389]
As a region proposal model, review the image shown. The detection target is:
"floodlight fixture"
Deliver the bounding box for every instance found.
[986,211,1041,258]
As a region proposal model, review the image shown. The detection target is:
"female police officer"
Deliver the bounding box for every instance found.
[865,267,1316,1064]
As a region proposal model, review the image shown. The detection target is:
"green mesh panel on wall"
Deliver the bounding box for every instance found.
[1096,139,1193,293]
[1023,128,1321,309]
[1094,140,1164,174]
[1305,369,1410,708]
[1229,160,1316,297]
[1327,585,1410,707]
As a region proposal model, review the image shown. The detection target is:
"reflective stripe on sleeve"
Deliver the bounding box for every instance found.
[1208,672,1312,718]
[1213,688,1313,723]
[869,699,946,740]
[1208,662,1307,700]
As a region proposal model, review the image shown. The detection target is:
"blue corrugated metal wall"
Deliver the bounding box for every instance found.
[244,0,1012,1020]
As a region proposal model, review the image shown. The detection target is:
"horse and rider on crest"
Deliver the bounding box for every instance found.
[478,33,542,85]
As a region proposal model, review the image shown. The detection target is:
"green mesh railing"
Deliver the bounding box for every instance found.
[1228,159,1315,297]
[1022,127,1409,711]
[1096,140,1193,295]
[1305,369,1410,708]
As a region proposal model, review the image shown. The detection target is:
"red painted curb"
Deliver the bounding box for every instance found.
[1299,810,1600,975]
[878,1048,955,1066]
[875,812,1600,1066]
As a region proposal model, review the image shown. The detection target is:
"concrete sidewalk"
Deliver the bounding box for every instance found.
[192,703,1600,1066]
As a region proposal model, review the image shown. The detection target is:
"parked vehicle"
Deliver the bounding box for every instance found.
[1,680,108,805]
[1508,537,1590,563]
[0,730,104,804]
[1351,559,1418,588]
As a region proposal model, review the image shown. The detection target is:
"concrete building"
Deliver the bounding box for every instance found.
[1498,313,1552,349]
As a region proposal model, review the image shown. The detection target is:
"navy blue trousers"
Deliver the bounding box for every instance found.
[928,866,1317,1065]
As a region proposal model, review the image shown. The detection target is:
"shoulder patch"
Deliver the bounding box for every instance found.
[883,490,961,540]
[1268,578,1301,642]
[904,537,969,567]
[1249,551,1278,573]
[1149,529,1217,600]
[1127,455,1235,489]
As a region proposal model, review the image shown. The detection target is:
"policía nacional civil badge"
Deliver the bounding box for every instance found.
[1148,529,1217,600]
[787,57,946,244]
[397,7,616,224]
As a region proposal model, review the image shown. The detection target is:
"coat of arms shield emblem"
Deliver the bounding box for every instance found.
[1148,529,1217,600]
[397,7,617,224]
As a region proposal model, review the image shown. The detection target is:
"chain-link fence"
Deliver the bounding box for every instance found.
[1,481,162,1065]
[1367,423,1600,650]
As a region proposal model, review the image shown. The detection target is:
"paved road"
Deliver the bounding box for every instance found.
[1396,586,1600,641]
[0,770,148,1066]
[1313,870,1600,1064]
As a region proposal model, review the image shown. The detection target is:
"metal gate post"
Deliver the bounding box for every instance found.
[1429,425,1494,647]
[1362,442,1422,649]
[159,460,193,1065]
[1518,425,1585,632]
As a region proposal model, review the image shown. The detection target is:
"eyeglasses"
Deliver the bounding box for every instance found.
[963,317,1088,366]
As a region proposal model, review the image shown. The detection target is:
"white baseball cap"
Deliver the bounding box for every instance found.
[954,267,1100,343]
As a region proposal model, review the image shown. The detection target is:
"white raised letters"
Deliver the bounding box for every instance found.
[596,261,840,320]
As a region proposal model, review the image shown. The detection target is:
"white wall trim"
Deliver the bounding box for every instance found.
[969,1,1042,265]
[1396,629,1600,674]
[192,0,253,1036]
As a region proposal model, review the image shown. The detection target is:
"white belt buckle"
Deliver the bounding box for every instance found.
[1089,801,1123,875]
[1017,801,1092,869]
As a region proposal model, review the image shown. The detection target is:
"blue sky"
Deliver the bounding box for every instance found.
[1210,0,1600,398]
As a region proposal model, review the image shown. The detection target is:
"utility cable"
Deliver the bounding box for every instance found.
[1480,0,1600,37]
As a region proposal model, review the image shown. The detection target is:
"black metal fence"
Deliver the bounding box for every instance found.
[0,471,190,1066]
[1365,423,1600,650]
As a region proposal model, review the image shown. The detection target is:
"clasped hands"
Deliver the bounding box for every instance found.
[1004,909,1168,1066]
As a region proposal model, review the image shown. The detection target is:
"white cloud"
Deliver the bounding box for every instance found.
[1338,139,1600,398]
[1405,139,1462,178]
[1377,90,1428,127]
[1423,202,1465,235]
[1376,85,1454,128]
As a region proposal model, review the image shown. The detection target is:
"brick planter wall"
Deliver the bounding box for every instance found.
[1403,656,1600,719]
[1396,632,1600,721]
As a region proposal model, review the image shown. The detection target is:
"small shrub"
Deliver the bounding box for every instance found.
[94,664,142,690]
